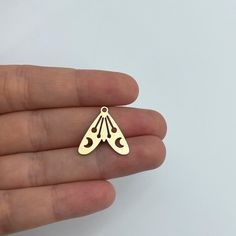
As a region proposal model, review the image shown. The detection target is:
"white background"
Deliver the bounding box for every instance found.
[1,0,236,235]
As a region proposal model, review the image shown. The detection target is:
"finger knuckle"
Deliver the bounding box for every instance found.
[28,152,48,187]
[50,185,64,221]
[0,65,34,112]
[0,70,15,111]
[28,111,50,151]
[15,65,34,110]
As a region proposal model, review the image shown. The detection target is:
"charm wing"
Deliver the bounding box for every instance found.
[78,113,104,155]
[105,113,129,155]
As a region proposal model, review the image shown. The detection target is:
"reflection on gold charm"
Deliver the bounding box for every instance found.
[78,106,129,156]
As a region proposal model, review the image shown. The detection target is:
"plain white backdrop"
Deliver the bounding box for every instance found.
[0,0,236,235]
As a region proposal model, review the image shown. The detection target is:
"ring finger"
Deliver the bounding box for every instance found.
[0,135,166,189]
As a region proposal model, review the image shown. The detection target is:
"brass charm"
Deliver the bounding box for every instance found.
[78,107,129,156]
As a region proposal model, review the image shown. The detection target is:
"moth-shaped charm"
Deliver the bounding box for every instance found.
[78,107,129,156]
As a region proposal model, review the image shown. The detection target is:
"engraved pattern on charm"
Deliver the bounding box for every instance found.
[78,107,129,156]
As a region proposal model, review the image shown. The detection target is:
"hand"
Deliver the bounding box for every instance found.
[0,65,167,234]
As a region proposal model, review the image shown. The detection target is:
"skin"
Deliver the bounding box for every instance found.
[0,65,167,235]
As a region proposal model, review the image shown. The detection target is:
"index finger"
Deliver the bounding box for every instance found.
[0,65,139,114]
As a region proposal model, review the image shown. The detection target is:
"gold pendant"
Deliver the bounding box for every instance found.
[78,107,129,156]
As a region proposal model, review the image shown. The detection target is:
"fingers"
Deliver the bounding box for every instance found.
[0,65,138,114]
[0,181,115,235]
[0,136,165,189]
[0,107,167,156]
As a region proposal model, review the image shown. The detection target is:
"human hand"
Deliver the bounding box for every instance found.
[0,65,167,234]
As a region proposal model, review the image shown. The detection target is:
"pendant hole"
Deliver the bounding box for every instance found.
[101,107,108,113]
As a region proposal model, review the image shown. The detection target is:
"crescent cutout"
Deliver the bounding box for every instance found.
[84,137,93,148]
[115,137,124,148]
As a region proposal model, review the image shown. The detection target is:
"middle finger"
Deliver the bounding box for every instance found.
[0,107,166,156]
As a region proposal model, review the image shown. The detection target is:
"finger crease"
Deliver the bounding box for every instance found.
[28,152,47,186]
[22,75,32,110]
[0,191,14,234]
[73,70,82,107]
[50,185,63,221]
[1,73,15,111]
